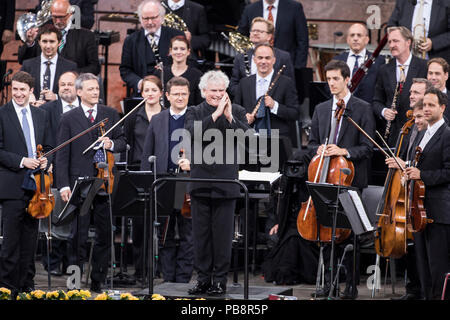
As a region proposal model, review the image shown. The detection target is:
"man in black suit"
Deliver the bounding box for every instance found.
[427,57,450,121]
[18,0,100,76]
[39,70,79,276]
[234,42,299,150]
[238,0,309,69]
[186,70,251,296]
[229,17,295,98]
[334,23,385,104]
[120,0,184,95]
[141,76,193,283]
[21,24,77,106]
[301,60,375,299]
[0,0,15,57]
[0,71,51,296]
[162,0,210,58]
[372,26,428,146]
[388,0,450,71]
[55,73,126,292]
[405,87,450,300]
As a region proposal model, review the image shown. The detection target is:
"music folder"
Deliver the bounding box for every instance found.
[338,189,374,236]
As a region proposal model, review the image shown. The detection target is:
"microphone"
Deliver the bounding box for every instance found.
[340,168,352,176]
[343,244,354,253]
[148,155,156,163]
[2,69,12,80]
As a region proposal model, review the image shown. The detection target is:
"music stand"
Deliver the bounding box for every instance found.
[306,182,359,299]
[111,171,175,287]
[53,177,104,227]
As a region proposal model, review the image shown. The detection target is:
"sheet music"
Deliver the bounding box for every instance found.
[348,190,374,231]
[239,170,282,184]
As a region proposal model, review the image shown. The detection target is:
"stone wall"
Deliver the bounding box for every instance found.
[3,0,397,110]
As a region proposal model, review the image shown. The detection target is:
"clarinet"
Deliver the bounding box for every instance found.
[250,65,286,118]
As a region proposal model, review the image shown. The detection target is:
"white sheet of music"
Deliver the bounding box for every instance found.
[348,190,374,232]
[238,170,282,185]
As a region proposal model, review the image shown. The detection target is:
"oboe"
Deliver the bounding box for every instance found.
[383,80,402,140]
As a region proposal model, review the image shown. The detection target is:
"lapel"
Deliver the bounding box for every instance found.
[249,74,257,106]
[181,1,192,27]
[404,1,416,29]
[161,110,170,163]
[273,0,283,41]
[137,29,148,73]
[54,57,64,93]
[387,59,397,93]
[30,106,42,145]
[421,122,446,155]
[408,128,425,161]
[5,102,28,147]
[321,100,333,144]
[428,0,441,34]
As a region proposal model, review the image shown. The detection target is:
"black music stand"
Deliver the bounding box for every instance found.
[54,177,104,227]
[306,182,362,299]
[111,171,175,287]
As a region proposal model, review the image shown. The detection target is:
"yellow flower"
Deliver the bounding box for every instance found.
[79,290,91,298]
[151,293,166,300]
[31,290,46,299]
[120,293,139,300]
[0,287,11,300]
[94,292,112,300]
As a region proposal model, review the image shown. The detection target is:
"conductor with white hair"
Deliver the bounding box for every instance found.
[185,70,251,296]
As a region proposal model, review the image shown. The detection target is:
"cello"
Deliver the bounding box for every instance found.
[297,100,353,243]
[374,111,415,258]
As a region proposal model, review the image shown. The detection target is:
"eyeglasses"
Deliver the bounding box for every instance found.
[250,29,269,34]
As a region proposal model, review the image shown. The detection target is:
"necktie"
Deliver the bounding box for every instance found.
[267,5,274,23]
[148,33,161,63]
[21,108,34,158]
[332,99,344,144]
[59,30,67,52]
[87,109,94,123]
[43,60,52,90]
[399,65,406,93]
[352,54,360,77]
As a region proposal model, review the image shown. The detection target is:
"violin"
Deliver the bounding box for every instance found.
[27,144,55,219]
[96,122,115,194]
[374,111,415,258]
[406,146,432,233]
[297,100,353,243]
[177,148,191,219]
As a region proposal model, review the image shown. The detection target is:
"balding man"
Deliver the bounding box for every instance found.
[334,23,385,104]
[120,0,184,95]
[18,0,100,75]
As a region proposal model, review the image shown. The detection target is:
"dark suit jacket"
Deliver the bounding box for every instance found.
[20,55,77,100]
[0,101,52,199]
[388,0,450,63]
[334,50,385,104]
[40,99,65,147]
[415,122,450,224]
[234,73,300,137]
[18,28,100,75]
[55,104,126,189]
[140,108,190,173]
[308,95,375,189]
[119,27,184,92]
[372,55,428,146]
[164,0,210,52]
[238,0,309,69]
[184,101,251,198]
[229,47,295,98]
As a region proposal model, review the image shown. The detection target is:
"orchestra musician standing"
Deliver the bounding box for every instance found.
[140,76,193,283]
[0,71,52,297]
[426,57,450,121]
[404,87,450,300]
[55,73,126,293]
[293,60,375,299]
[372,26,428,147]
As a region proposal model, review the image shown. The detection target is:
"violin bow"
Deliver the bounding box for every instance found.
[82,97,148,155]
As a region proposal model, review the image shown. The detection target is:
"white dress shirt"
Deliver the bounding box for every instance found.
[411,0,432,38]
[168,0,185,10]
[419,117,445,150]
[61,99,79,113]
[346,48,367,73]
[263,0,279,26]
[145,27,161,46]
[12,101,37,166]
[256,69,279,114]
[40,53,58,92]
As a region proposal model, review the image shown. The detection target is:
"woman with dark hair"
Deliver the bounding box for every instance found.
[162,35,203,106]
[123,74,164,280]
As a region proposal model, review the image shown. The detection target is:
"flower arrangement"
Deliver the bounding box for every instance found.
[0,288,11,300]
[67,290,91,300]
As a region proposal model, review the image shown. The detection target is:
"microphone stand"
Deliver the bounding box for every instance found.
[328,244,352,300]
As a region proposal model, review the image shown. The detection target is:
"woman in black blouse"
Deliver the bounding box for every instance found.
[162,35,203,106]
[123,75,163,280]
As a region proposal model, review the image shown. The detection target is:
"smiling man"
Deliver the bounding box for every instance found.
[20,24,77,105]
[0,71,52,297]
[427,57,450,122]
[55,73,126,293]
[404,87,450,300]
